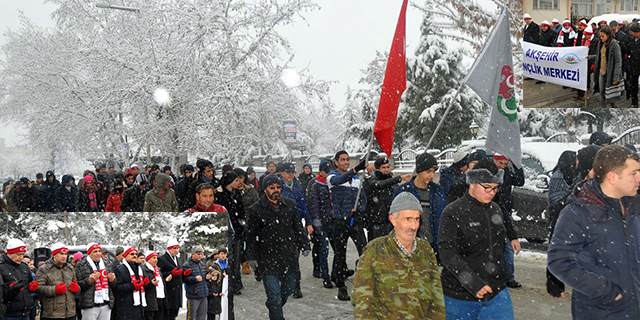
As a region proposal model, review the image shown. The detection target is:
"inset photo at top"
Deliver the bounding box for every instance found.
[522,7,640,108]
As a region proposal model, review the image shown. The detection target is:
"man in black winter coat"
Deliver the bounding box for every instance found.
[157,241,183,320]
[628,23,640,107]
[112,247,146,320]
[0,239,37,319]
[364,158,411,241]
[438,158,514,319]
[121,181,148,212]
[523,13,540,44]
[56,175,78,212]
[246,174,311,320]
[215,172,245,295]
[75,243,116,320]
[38,171,60,211]
[538,20,558,47]
[176,165,196,211]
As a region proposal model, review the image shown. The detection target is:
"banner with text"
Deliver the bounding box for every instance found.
[523,42,588,90]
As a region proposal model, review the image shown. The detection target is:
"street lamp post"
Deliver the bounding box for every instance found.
[469,120,479,140]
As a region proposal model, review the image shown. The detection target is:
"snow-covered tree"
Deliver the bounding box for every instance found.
[396,11,485,150]
[0,0,328,167]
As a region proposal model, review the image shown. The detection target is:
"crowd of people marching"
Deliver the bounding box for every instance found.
[2,133,640,319]
[523,14,640,108]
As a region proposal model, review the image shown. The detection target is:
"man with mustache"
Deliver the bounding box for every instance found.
[245,174,310,320]
[352,192,445,319]
[438,158,514,319]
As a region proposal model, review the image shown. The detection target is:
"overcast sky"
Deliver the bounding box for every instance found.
[0,1,445,147]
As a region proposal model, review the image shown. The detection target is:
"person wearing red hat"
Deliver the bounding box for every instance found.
[112,246,146,320]
[75,243,116,320]
[538,20,558,48]
[0,239,37,320]
[157,241,183,320]
[574,25,597,100]
[35,243,79,320]
[523,13,540,44]
[141,251,164,320]
[492,154,524,289]
[557,19,576,47]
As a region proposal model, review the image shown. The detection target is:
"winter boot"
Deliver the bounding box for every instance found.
[293,281,303,299]
[323,277,334,289]
[312,266,321,278]
[338,286,350,301]
[241,261,251,274]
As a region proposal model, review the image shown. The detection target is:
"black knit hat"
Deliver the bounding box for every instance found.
[221,171,238,188]
[374,158,389,169]
[415,153,438,173]
[577,145,601,180]
[589,131,612,146]
[467,150,487,164]
[261,174,281,190]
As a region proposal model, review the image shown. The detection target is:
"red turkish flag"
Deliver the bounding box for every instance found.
[373,0,408,157]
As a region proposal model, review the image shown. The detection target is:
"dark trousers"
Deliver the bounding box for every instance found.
[41,317,77,320]
[263,273,297,320]
[332,219,367,287]
[163,308,179,320]
[229,233,244,292]
[630,73,639,105]
[145,299,164,320]
[310,233,320,272]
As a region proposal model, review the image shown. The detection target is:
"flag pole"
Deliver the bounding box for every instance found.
[353,126,375,211]
[425,82,466,149]
[425,2,509,150]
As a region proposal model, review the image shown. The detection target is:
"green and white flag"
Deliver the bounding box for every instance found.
[464,3,521,168]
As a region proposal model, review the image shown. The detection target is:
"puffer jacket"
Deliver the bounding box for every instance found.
[181,257,209,299]
[55,175,78,212]
[548,179,640,319]
[75,257,114,309]
[281,178,312,225]
[328,169,367,221]
[35,257,77,319]
[365,172,403,227]
[0,254,34,317]
[307,175,333,234]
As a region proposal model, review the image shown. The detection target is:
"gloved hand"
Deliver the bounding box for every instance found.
[55,282,67,295]
[28,281,39,292]
[172,268,183,276]
[9,281,24,293]
[354,159,367,172]
[301,249,311,257]
[68,280,80,293]
[143,276,150,286]
[183,268,192,276]
[248,260,258,271]
[557,44,563,47]
[132,279,143,291]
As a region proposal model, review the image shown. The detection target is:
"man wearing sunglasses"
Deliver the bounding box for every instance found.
[438,158,514,319]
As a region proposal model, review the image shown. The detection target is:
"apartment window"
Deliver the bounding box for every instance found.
[621,0,638,12]
[533,0,559,10]
[572,0,593,16]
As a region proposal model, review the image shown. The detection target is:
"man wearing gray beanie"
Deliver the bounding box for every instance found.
[353,192,445,319]
[438,158,514,318]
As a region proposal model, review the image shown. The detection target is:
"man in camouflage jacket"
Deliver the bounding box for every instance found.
[352,192,445,320]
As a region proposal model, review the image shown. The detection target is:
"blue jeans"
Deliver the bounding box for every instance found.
[262,273,297,320]
[317,229,334,279]
[445,289,514,320]
[503,236,515,282]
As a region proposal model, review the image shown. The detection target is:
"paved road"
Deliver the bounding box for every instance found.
[213,240,572,320]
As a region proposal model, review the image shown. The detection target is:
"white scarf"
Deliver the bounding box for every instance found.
[557,27,576,44]
[124,262,147,307]
[88,257,109,304]
[145,262,165,299]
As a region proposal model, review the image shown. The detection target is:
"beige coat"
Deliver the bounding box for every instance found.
[35,258,77,319]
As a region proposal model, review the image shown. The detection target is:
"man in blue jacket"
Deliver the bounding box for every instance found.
[182,246,210,320]
[548,145,640,320]
[328,151,367,301]
[278,162,313,299]
[393,152,447,261]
